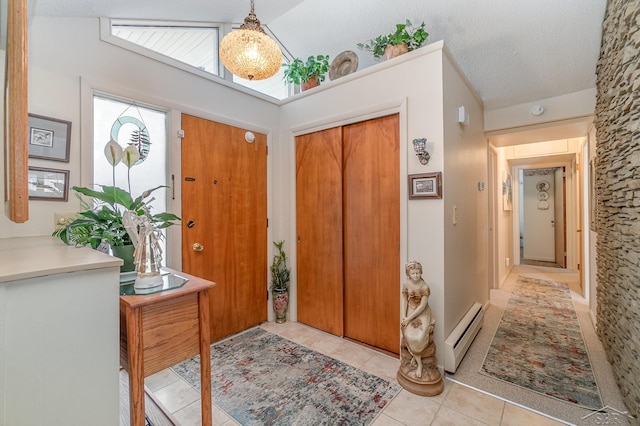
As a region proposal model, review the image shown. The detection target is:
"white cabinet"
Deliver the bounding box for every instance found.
[0,237,121,426]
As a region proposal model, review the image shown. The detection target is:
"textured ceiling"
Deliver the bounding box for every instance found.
[29,0,607,110]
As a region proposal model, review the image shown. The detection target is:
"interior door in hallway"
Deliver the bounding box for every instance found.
[181,114,267,342]
[296,127,344,336]
[343,115,400,355]
[523,170,555,262]
[554,167,566,267]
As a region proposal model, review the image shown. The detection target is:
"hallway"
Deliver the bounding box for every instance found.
[447,265,630,425]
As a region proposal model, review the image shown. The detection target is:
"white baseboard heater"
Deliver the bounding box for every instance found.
[444,302,484,373]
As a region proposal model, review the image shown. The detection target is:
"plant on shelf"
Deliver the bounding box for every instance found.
[53,140,180,271]
[357,20,429,59]
[282,55,330,90]
[269,240,291,323]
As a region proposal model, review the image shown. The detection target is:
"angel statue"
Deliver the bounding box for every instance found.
[123,208,164,289]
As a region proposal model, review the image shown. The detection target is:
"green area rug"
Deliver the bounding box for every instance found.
[172,328,400,425]
[481,276,603,409]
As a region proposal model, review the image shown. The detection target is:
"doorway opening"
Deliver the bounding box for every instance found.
[518,166,566,269]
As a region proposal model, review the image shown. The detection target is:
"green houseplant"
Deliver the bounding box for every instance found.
[53,140,180,271]
[270,240,291,323]
[282,55,330,91]
[358,20,429,59]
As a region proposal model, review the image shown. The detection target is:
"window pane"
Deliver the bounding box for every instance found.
[233,65,289,100]
[93,95,169,225]
[112,22,219,75]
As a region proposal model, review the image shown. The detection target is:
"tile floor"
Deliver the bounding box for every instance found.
[146,319,567,426]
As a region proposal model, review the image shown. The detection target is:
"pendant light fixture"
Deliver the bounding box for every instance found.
[219,0,282,81]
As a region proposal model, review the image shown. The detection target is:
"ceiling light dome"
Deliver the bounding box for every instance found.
[219,0,282,81]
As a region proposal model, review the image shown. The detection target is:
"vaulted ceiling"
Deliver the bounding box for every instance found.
[30,0,606,111]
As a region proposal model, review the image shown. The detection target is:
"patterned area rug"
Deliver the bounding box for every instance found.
[172,328,400,425]
[481,276,603,409]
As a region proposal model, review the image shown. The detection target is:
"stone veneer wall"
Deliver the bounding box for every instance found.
[594,0,640,417]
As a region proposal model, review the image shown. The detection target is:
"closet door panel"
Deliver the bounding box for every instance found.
[296,128,344,336]
[343,114,400,354]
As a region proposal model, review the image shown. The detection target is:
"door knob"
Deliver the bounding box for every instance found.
[192,243,204,252]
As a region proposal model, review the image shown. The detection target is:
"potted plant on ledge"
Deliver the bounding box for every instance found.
[358,20,429,60]
[270,240,291,323]
[282,55,330,91]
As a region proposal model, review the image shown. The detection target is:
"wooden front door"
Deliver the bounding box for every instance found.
[343,115,400,354]
[181,114,267,342]
[296,127,344,336]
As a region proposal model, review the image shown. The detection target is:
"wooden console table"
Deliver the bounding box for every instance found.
[119,268,215,426]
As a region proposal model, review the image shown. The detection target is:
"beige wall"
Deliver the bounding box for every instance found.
[441,52,488,336]
[278,42,489,356]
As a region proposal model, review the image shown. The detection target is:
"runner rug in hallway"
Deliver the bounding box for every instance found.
[172,328,400,425]
[481,276,603,409]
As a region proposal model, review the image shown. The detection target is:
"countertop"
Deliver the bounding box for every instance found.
[0,236,122,283]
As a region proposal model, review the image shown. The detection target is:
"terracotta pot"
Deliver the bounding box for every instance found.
[384,43,409,60]
[272,288,289,323]
[301,76,320,91]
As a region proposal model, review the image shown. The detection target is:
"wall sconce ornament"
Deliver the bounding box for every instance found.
[412,138,430,165]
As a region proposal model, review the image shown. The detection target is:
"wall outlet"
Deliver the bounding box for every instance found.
[54,212,79,230]
[452,205,458,225]
[505,257,510,267]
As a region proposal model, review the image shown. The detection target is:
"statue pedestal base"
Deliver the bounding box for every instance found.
[397,368,444,396]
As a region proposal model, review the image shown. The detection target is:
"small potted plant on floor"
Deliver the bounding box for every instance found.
[270,240,291,323]
[358,20,429,60]
[282,55,330,91]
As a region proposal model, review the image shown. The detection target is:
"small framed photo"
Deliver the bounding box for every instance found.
[28,114,71,162]
[408,172,442,199]
[28,167,70,201]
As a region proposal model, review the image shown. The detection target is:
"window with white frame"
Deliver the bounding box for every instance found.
[107,19,291,100]
[93,94,169,227]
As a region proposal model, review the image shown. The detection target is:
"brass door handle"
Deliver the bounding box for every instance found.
[192,243,204,252]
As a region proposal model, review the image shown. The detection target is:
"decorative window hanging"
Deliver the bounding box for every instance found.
[109,103,151,165]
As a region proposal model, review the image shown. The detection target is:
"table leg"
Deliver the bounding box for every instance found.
[127,305,146,426]
[198,290,212,426]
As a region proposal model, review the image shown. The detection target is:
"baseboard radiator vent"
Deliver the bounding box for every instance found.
[444,302,484,373]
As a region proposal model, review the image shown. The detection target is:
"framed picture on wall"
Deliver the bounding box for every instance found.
[27,167,70,201]
[27,114,72,162]
[502,170,513,211]
[408,172,442,199]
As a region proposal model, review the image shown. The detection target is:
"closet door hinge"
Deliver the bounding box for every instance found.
[267,218,269,228]
[177,129,185,138]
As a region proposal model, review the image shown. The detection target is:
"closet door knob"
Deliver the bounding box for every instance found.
[192,243,204,252]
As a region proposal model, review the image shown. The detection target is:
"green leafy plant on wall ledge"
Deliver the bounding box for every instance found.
[282,55,330,89]
[358,20,429,59]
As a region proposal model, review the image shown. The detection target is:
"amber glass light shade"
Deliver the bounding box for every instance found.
[219,1,282,81]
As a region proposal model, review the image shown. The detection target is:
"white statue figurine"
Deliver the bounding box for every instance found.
[397,260,443,396]
[401,260,435,378]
